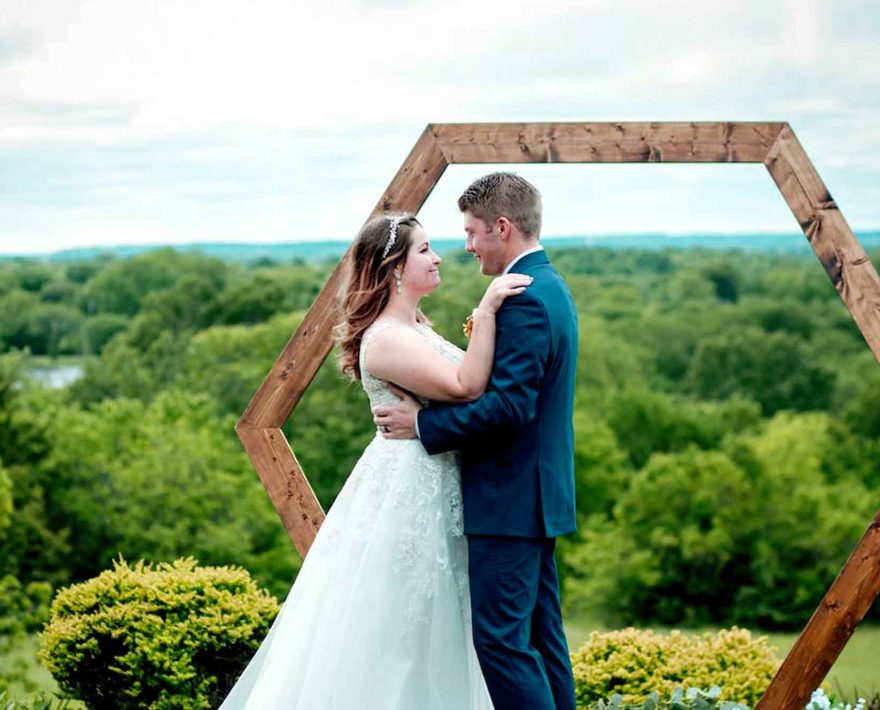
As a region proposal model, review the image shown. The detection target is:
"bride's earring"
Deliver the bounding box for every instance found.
[394,271,402,294]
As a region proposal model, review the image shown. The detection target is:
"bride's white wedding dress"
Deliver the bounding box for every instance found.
[220,320,493,709]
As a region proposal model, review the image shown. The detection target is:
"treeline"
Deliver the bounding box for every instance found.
[0,245,879,633]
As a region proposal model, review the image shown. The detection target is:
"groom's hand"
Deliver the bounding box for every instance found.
[372,385,421,439]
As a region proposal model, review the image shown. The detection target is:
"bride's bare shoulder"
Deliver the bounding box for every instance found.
[363,322,439,368]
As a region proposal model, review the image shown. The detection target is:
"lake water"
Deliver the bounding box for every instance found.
[26,364,84,388]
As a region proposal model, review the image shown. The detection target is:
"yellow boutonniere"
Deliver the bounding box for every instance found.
[462,314,474,339]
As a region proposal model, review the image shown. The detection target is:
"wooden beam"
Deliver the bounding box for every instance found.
[432,122,785,164]
[756,510,880,710]
[765,125,880,365]
[236,425,325,558]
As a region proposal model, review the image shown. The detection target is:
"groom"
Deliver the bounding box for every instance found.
[373,172,578,710]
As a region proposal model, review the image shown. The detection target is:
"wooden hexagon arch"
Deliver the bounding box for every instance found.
[236,123,880,709]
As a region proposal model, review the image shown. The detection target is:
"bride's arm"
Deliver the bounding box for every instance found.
[364,274,532,403]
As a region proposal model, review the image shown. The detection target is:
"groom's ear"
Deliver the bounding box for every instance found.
[496,216,513,241]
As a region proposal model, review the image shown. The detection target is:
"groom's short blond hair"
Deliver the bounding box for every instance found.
[457,172,542,239]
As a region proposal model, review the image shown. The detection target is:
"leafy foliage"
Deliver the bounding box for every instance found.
[1,244,878,701]
[40,558,278,710]
[39,389,298,597]
[687,329,835,415]
[571,627,777,707]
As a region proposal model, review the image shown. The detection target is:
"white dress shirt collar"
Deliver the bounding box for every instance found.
[502,244,545,274]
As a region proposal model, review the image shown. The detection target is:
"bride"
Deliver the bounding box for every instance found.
[219,214,531,709]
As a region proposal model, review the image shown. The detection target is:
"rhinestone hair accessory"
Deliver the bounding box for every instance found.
[381,216,403,259]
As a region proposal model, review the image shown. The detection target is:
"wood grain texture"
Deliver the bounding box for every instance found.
[756,511,880,710]
[765,125,880,365]
[432,122,785,164]
[237,425,325,558]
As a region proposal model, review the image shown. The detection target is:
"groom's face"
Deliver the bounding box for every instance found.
[463,211,504,276]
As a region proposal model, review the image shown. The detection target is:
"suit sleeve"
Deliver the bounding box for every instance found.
[417,293,550,455]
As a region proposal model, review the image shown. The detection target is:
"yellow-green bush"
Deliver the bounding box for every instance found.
[571,627,778,708]
[40,557,279,709]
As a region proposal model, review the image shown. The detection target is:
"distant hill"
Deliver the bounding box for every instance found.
[3,231,880,263]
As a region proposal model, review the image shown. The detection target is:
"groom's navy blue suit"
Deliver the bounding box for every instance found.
[418,249,578,710]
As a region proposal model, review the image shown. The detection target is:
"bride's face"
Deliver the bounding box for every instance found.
[400,225,442,296]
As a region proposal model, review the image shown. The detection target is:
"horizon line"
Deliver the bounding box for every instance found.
[4,228,880,260]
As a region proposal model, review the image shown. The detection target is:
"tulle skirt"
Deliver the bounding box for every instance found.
[219,436,493,709]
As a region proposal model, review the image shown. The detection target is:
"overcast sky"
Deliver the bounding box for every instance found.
[1,0,878,255]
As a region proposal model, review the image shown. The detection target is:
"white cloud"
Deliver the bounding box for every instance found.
[2,0,878,137]
[0,0,878,252]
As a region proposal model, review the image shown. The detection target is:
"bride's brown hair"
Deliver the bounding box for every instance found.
[335,214,429,380]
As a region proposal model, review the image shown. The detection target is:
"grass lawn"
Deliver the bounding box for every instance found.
[1,635,58,701]
[564,614,880,699]
[0,635,85,707]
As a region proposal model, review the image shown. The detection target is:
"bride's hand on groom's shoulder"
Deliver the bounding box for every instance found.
[372,385,421,439]
[479,274,533,313]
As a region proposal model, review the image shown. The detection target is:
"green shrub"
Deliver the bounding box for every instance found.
[40,558,278,709]
[571,627,777,708]
[0,576,52,636]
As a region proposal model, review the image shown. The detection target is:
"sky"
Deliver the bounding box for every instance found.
[0,0,878,255]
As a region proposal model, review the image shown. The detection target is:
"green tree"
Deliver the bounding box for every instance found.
[604,387,761,469]
[575,317,649,397]
[214,271,298,325]
[38,278,77,304]
[0,463,71,587]
[40,390,298,596]
[724,412,877,626]
[175,312,304,416]
[0,292,40,352]
[703,260,740,303]
[65,257,108,285]
[82,313,129,355]
[76,248,227,316]
[24,303,85,356]
[125,273,224,348]
[578,448,758,625]
[11,264,54,293]
[0,352,55,468]
[732,297,816,339]
[687,328,835,414]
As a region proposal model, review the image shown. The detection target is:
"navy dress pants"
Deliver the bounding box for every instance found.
[467,536,576,710]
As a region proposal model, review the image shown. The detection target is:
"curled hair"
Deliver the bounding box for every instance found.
[457,172,542,238]
[335,214,428,380]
